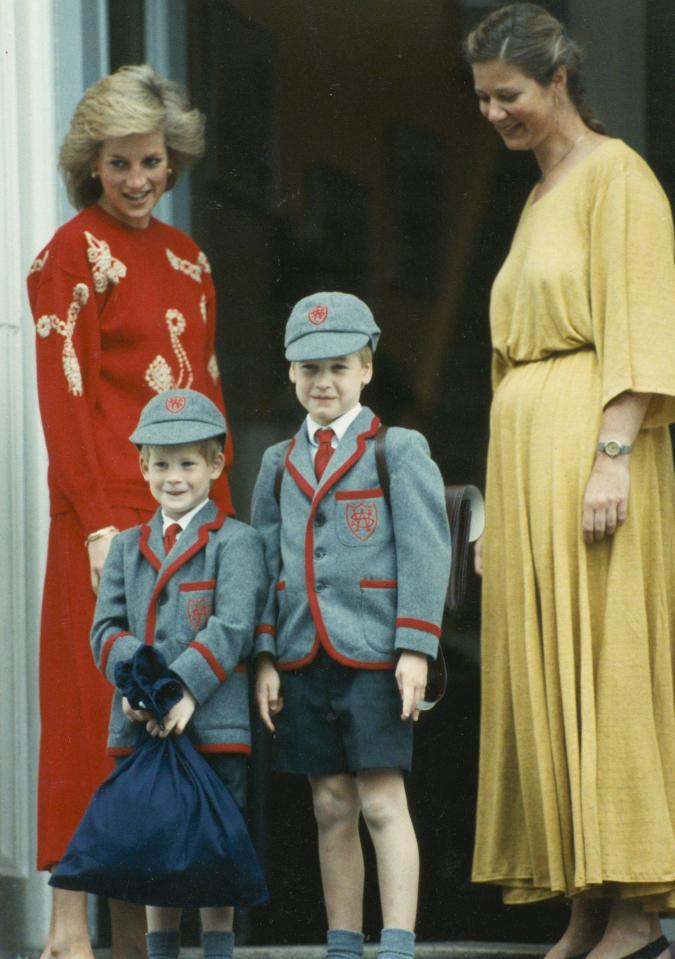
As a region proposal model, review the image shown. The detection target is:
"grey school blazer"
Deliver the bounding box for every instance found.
[91,500,267,755]
[251,406,452,670]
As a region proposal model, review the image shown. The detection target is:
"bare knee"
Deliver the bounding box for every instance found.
[310,775,360,831]
[357,771,409,834]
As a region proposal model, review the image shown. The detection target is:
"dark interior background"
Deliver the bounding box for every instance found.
[107,0,674,946]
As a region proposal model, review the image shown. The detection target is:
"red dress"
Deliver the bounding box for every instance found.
[27,203,234,870]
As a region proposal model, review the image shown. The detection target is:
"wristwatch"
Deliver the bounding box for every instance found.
[596,440,632,457]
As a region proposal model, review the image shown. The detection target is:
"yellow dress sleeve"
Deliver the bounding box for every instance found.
[589,167,675,427]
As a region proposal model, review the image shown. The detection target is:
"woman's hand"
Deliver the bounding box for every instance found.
[582,454,630,544]
[474,533,484,577]
[87,527,118,594]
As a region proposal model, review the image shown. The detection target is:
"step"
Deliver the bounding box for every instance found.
[23,943,545,959]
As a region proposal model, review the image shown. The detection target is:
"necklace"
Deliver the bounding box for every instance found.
[540,131,588,181]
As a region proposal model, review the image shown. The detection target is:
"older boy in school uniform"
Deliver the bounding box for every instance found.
[252,292,451,959]
[91,389,267,959]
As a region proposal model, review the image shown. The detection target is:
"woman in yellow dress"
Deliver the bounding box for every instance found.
[464,5,675,959]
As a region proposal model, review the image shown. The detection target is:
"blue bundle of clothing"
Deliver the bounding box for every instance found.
[50,645,268,908]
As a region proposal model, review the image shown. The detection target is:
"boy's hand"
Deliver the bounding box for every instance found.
[122,696,152,724]
[255,654,283,733]
[396,651,428,722]
[146,688,196,738]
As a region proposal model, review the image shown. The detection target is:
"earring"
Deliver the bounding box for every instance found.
[167,167,173,175]
[90,170,99,179]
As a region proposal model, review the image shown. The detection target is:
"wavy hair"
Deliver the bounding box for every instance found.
[463,3,605,133]
[59,63,206,209]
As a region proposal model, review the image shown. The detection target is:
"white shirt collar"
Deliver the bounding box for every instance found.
[161,499,209,535]
[306,402,362,447]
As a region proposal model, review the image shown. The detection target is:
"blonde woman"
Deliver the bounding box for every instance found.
[28,64,234,959]
[465,5,675,958]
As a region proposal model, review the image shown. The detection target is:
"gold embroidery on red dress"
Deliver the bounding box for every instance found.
[145,309,194,393]
[29,250,50,274]
[200,294,207,323]
[35,283,89,396]
[207,353,220,383]
[85,231,127,292]
[165,248,211,282]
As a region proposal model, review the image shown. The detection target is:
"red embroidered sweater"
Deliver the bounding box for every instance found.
[27,203,234,532]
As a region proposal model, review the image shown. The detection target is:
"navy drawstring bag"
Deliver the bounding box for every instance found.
[50,645,269,908]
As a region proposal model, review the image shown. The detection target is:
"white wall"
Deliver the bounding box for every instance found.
[0,0,107,951]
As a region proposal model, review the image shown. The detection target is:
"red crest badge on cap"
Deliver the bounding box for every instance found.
[165,396,187,414]
[308,305,329,326]
[345,502,378,542]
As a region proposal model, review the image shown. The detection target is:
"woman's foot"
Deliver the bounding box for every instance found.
[543,898,608,959]
[586,900,665,959]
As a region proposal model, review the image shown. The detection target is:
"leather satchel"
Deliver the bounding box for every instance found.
[374,426,485,709]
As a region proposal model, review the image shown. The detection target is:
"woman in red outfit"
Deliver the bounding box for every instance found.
[27,64,234,959]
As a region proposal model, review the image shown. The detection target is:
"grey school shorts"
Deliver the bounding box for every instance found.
[115,746,247,809]
[273,648,413,776]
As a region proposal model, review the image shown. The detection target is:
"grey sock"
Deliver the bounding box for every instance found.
[327,928,365,959]
[203,930,235,959]
[146,930,180,959]
[378,927,415,959]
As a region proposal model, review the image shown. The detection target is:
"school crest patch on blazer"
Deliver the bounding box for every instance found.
[345,501,378,542]
[187,596,213,630]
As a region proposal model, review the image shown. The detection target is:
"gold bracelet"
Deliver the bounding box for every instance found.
[84,525,118,547]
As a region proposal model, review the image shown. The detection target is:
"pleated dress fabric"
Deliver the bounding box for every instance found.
[472,139,675,910]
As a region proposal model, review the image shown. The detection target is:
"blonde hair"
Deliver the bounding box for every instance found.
[464,3,605,134]
[139,438,225,464]
[60,64,206,209]
[356,345,373,366]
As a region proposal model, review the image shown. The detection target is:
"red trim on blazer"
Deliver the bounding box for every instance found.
[109,742,251,757]
[101,631,131,673]
[276,580,286,591]
[335,487,383,500]
[284,415,396,671]
[144,510,227,645]
[277,635,321,671]
[360,579,398,589]
[396,617,442,638]
[256,624,275,636]
[189,641,226,682]
[139,524,161,571]
[179,580,216,592]
[284,438,314,499]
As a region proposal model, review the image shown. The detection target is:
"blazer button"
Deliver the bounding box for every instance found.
[315,512,325,526]
[315,582,325,592]
[155,630,165,642]
[315,548,325,559]
[158,592,169,606]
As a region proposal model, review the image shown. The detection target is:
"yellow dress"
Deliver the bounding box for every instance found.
[472,139,675,910]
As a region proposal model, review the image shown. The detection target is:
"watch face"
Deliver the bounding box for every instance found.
[604,440,621,457]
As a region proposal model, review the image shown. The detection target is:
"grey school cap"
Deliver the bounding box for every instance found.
[284,291,381,361]
[130,389,227,446]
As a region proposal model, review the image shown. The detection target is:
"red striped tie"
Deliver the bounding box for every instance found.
[163,522,182,554]
[314,428,335,481]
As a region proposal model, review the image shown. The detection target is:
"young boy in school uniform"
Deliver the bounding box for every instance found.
[91,389,267,959]
[252,292,452,959]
